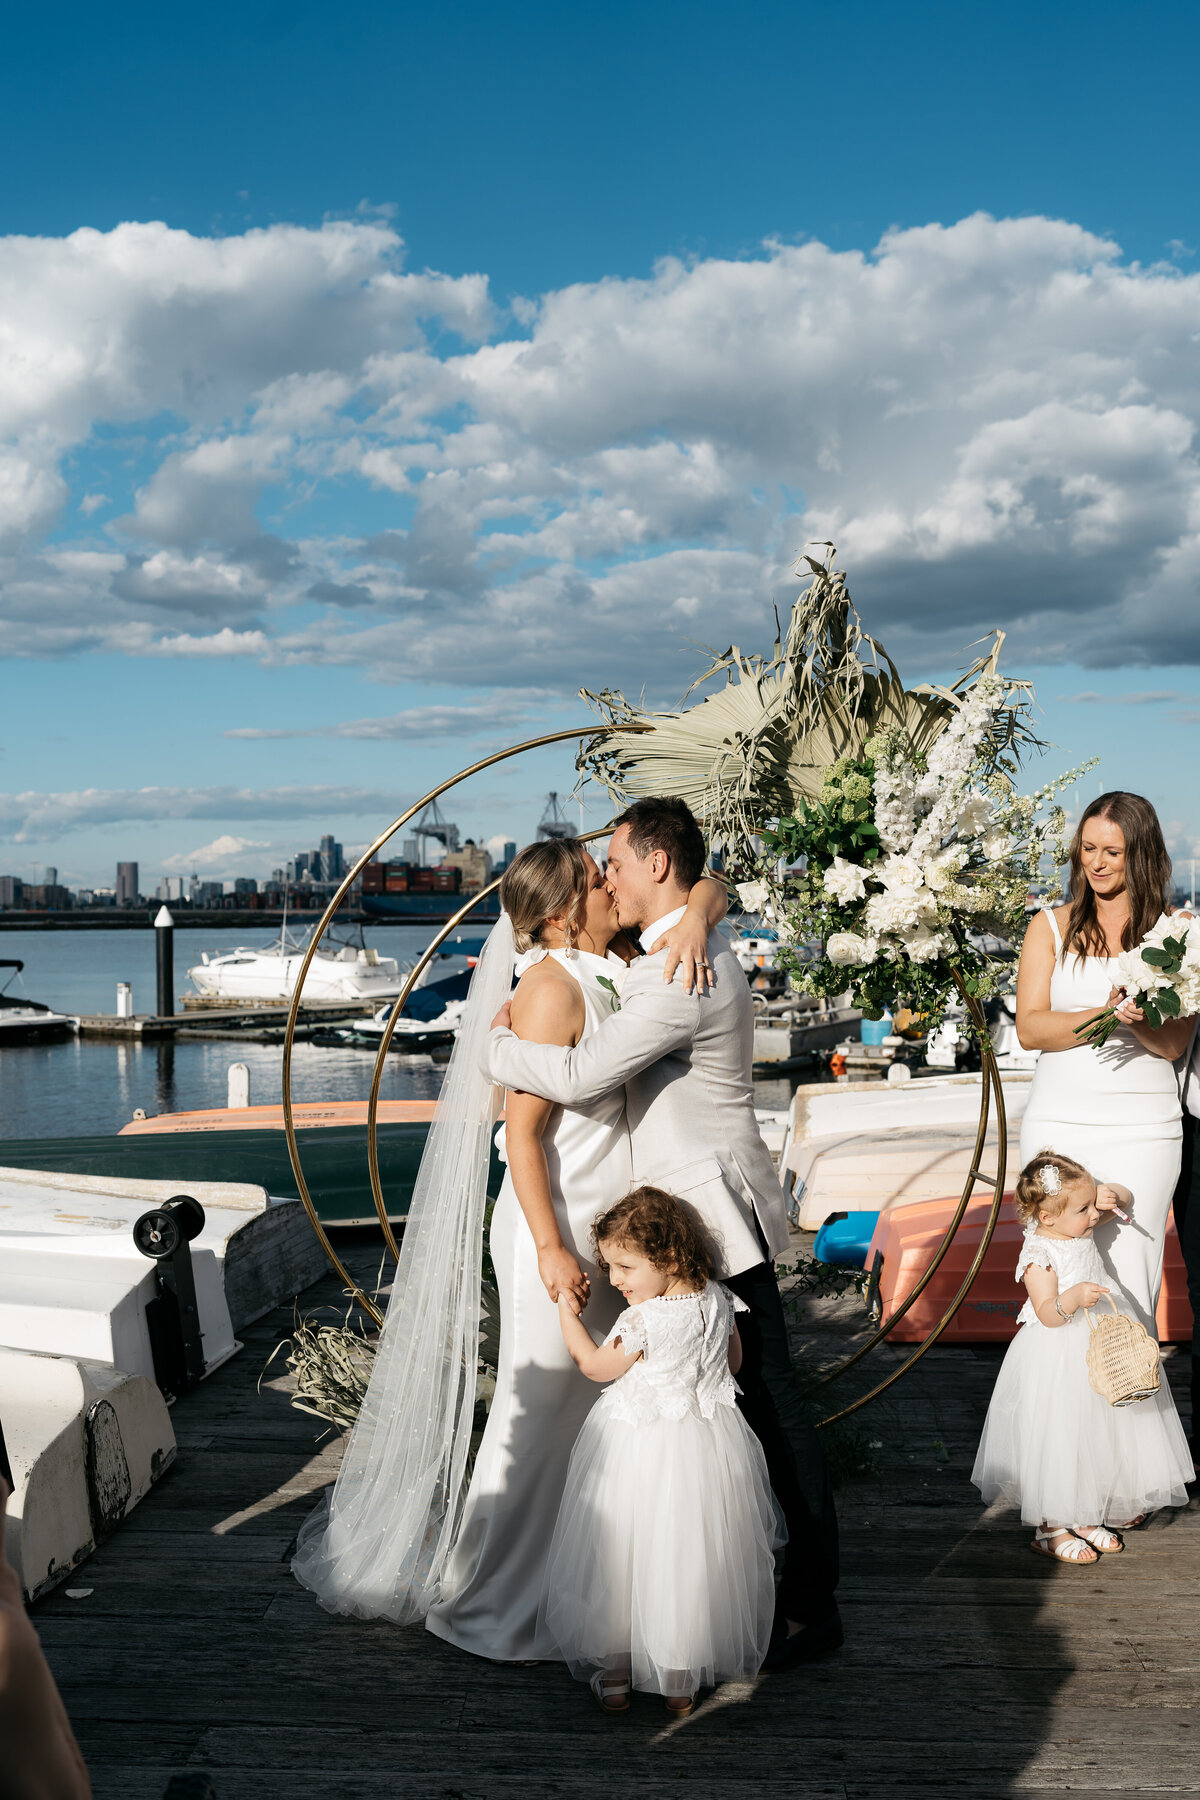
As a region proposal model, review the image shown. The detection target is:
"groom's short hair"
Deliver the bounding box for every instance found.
[613,796,707,887]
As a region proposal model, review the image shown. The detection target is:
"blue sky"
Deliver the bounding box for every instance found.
[2,1,1199,887]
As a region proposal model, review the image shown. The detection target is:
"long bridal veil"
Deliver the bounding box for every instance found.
[292,912,516,1621]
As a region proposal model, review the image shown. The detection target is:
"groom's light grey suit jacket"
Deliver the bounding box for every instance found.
[483,932,790,1278]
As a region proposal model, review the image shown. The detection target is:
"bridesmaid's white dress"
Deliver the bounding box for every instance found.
[1019,908,1183,1333]
[972,1228,1192,1526]
[425,947,631,1661]
[539,1281,781,1698]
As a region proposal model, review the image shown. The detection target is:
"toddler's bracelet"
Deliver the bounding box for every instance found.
[1054,1298,1071,1322]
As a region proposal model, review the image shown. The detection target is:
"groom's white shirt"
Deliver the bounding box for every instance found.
[484,911,790,1278]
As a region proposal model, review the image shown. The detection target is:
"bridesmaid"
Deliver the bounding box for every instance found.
[1016,792,1195,1335]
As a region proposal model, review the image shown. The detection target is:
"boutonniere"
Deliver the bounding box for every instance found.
[596,974,622,1012]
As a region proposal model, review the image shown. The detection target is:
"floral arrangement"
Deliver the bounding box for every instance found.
[580,545,1093,1032]
[1074,915,1200,1047]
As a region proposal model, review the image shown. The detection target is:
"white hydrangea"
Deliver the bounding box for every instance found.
[822,856,868,903]
[826,930,879,966]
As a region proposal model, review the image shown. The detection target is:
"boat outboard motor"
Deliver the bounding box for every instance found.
[132,1195,207,1400]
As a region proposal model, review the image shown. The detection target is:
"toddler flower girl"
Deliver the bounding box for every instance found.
[539,1185,781,1714]
[972,1150,1192,1563]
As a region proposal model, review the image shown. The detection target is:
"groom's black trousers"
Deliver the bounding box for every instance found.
[724,1259,840,1624]
[1170,1111,1200,1442]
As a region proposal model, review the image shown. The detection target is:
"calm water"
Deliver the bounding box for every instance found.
[0,924,448,1140]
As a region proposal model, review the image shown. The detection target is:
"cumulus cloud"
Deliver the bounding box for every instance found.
[162,834,272,872]
[223,690,552,739]
[0,784,410,842]
[3,210,1200,683]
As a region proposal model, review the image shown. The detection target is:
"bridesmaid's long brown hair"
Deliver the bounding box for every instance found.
[1063,791,1173,960]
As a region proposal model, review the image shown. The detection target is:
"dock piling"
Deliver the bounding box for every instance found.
[154,905,175,1018]
[227,1062,251,1108]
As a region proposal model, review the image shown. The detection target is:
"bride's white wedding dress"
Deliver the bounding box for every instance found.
[424,946,632,1660]
[1019,908,1183,1332]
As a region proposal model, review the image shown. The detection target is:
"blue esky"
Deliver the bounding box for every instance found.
[2,0,1199,887]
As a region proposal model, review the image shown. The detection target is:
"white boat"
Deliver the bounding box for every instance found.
[0,959,75,1040]
[188,924,406,1004]
[781,1069,1036,1230]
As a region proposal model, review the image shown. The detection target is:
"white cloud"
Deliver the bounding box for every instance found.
[163,834,272,872]
[3,211,1200,683]
[0,784,411,842]
[223,689,552,739]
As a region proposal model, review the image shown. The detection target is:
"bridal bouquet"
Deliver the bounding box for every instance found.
[1073,914,1200,1047]
[580,545,1093,1032]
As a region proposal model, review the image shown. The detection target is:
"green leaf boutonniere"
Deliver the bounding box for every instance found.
[595,974,622,1012]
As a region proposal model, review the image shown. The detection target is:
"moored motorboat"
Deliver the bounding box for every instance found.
[188,923,406,1005]
[0,960,75,1041]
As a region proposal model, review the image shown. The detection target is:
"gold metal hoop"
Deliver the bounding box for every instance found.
[816,982,1009,1427]
[281,728,643,1320]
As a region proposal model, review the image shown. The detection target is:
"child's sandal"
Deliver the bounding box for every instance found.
[1074,1525,1124,1553]
[589,1672,631,1714]
[1031,1528,1098,1564]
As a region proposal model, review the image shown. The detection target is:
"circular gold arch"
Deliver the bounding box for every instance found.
[280,730,1009,1422]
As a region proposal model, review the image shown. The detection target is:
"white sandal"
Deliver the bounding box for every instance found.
[1074,1525,1124,1553]
[1031,1527,1098,1564]
[589,1671,631,1714]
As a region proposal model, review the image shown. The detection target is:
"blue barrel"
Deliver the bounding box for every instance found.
[860,1012,892,1045]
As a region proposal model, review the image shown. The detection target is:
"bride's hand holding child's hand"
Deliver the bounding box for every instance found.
[537,1244,590,1308]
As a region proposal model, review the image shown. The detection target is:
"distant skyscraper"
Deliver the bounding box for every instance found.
[319,834,344,881]
[116,861,139,906]
[44,866,57,886]
[402,838,421,865]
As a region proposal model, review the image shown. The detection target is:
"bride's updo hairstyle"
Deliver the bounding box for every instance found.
[1063,790,1173,960]
[1015,1149,1091,1225]
[592,1185,716,1287]
[500,837,591,954]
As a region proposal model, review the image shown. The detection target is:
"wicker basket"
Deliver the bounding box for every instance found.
[1085,1295,1161,1407]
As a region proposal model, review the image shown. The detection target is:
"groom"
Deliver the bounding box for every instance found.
[485,795,841,1662]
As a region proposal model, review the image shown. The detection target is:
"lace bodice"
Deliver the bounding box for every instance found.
[599,1280,747,1425]
[1015,1227,1105,1326]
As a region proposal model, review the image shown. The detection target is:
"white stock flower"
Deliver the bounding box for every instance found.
[822,856,868,903]
[826,931,878,966]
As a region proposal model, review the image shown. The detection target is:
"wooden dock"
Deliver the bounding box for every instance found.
[34,1239,1200,1799]
[74,999,380,1042]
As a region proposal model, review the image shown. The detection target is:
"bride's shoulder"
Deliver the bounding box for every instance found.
[511,955,584,1032]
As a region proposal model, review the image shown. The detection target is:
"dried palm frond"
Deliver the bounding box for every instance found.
[262,1307,380,1435]
[579,546,1041,858]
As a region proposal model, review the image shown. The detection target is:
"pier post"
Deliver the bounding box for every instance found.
[154,905,175,1017]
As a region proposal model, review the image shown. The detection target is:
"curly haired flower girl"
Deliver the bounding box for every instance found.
[972,1151,1192,1563]
[538,1185,781,1715]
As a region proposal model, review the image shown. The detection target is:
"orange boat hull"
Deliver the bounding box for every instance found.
[119,1099,438,1135]
[867,1194,1193,1345]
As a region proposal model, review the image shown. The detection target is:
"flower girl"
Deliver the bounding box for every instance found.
[972,1150,1193,1564]
[539,1185,781,1715]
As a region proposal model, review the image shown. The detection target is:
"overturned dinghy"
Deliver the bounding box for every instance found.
[0,1167,328,1599]
[1,1349,174,1601]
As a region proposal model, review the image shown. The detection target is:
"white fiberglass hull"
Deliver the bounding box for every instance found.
[188,948,404,1003]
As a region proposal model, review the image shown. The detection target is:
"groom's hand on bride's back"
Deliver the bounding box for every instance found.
[491,1001,513,1032]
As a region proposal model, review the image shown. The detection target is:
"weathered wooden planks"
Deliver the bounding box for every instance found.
[34,1240,1200,1799]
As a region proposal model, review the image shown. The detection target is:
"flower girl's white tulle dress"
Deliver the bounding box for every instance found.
[538,1281,782,1699]
[972,1228,1192,1527]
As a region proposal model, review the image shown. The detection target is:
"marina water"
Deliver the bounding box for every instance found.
[0,924,448,1140]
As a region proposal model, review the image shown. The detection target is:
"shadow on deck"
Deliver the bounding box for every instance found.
[35,1244,1200,1799]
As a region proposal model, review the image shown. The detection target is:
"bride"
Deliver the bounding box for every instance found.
[293,836,726,1656]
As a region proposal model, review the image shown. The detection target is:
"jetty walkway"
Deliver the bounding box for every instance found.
[35,1239,1199,1799]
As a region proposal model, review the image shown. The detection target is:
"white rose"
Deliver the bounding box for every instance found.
[826,931,878,967]
[822,856,868,903]
[900,925,946,964]
[982,828,1016,861]
[923,850,962,892]
[879,854,924,892]
[736,880,771,913]
[957,792,993,836]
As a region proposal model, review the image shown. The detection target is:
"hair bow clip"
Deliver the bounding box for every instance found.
[1040,1164,1061,1196]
